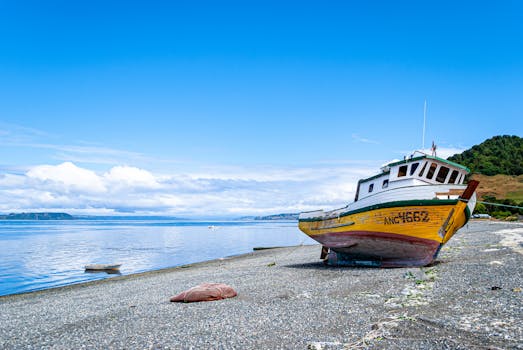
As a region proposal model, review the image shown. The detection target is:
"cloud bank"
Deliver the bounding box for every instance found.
[0,161,379,217]
[0,121,465,217]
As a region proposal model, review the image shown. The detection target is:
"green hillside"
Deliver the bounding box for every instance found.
[447,135,522,176]
[447,135,523,218]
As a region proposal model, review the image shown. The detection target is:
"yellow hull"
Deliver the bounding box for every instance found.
[298,199,471,266]
[299,200,470,243]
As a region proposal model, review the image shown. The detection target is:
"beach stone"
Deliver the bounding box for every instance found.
[170,283,237,303]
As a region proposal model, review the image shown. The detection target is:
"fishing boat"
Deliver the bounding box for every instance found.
[298,151,478,267]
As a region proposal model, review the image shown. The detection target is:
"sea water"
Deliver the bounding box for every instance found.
[0,219,315,296]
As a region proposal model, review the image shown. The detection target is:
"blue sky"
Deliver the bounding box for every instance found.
[0,1,522,216]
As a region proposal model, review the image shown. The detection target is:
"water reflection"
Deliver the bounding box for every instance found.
[0,220,314,296]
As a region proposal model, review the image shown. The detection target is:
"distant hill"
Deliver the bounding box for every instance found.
[447,135,523,219]
[471,174,523,202]
[254,213,299,220]
[447,135,522,176]
[0,212,75,220]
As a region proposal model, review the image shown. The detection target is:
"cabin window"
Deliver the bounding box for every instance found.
[418,162,427,177]
[436,166,450,183]
[398,165,408,177]
[382,179,389,188]
[426,163,437,179]
[449,170,459,184]
[410,162,419,175]
[368,183,374,193]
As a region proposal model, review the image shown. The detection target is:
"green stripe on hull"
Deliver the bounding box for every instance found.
[464,205,471,223]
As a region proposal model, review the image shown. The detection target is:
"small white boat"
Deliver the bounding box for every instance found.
[84,264,121,271]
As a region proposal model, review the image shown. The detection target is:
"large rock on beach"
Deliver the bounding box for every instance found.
[170,283,237,303]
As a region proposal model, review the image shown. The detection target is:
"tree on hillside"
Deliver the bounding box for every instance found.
[447,135,523,175]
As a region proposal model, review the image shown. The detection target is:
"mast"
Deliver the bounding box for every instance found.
[422,99,427,150]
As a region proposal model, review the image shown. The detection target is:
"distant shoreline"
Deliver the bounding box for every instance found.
[0,212,74,220]
[0,212,299,221]
[251,213,299,221]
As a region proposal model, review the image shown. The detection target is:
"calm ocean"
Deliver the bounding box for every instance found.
[0,219,315,296]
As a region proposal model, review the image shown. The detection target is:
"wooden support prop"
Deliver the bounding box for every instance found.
[320,246,329,259]
[460,180,479,201]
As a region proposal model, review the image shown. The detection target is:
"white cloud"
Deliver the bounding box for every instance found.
[0,160,381,216]
[352,133,380,144]
[437,147,466,159]
[0,122,51,143]
[104,166,160,189]
[26,162,106,193]
[0,174,26,188]
[0,122,158,167]
[0,122,383,216]
[418,147,466,159]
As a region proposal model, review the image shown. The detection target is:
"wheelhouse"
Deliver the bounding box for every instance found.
[354,154,470,201]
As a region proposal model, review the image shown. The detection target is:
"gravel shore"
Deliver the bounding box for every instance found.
[1,221,522,349]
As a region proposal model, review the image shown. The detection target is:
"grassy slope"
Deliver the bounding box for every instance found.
[471,174,523,202]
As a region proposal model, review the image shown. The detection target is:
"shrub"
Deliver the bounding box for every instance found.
[491,210,512,219]
[474,202,488,214]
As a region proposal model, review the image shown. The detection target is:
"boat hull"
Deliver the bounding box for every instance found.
[298,199,472,267]
[315,230,441,267]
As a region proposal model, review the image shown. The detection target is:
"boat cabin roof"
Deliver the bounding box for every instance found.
[361,155,469,182]
[386,155,470,172]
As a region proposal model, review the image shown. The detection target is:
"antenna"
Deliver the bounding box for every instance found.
[422,99,427,150]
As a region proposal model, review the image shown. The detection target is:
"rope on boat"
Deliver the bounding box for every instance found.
[476,201,523,210]
[459,199,523,210]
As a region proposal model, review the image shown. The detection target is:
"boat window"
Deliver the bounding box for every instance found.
[457,174,463,184]
[410,162,419,175]
[436,166,450,183]
[368,183,374,193]
[418,162,427,177]
[449,170,459,184]
[426,163,437,179]
[382,179,389,188]
[398,165,408,177]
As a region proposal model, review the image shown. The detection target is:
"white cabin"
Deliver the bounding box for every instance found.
[299,152,474,221]
[354,154,470,202]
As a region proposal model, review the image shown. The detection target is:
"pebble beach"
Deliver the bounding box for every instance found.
[1,221,522,349]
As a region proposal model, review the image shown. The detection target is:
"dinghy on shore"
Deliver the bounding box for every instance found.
[84,264,121,271]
